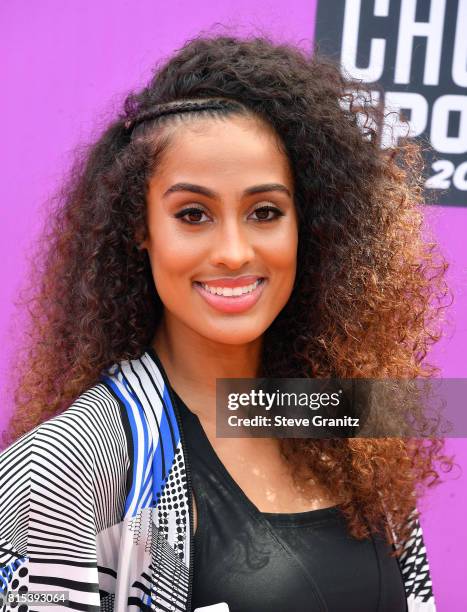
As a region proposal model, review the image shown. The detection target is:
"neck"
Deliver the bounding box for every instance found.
[150,313,263,400]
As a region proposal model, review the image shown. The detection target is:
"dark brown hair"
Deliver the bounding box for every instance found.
[3,33,455,553]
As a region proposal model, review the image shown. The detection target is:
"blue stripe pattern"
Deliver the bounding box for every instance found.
[100,366,180,520]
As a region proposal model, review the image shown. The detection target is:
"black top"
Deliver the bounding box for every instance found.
[172,387,408,612]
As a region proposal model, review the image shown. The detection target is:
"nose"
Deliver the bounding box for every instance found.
[210,219,255,269]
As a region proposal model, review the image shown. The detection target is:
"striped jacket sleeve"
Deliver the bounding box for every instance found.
[0,383,129,611]
[395,508,437,611]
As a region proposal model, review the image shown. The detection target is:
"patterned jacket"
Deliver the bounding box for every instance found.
[0,348,437,611]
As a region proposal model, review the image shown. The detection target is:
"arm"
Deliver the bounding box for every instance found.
[0,419,100,610]
[0,384,124,611]
[397,508,437,612]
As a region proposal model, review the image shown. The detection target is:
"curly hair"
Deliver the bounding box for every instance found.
[3,33,455,554]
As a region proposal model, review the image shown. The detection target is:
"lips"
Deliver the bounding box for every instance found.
[192,277,267,314]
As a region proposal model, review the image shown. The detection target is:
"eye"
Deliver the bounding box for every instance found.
[174,206,210,225]
[250,205,285,222]
[174,203,285,226]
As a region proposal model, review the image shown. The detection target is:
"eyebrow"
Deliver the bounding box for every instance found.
[162,182,292,199]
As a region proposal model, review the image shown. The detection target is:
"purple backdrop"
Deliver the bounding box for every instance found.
[1,1,465,610]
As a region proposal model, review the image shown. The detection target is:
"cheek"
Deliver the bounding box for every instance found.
[262,228,298,277]
[147,227,203,285]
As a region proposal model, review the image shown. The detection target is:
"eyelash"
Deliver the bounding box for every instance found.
[174,204,285,225]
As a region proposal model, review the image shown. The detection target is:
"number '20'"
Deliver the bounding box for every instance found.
[426,160,467,191]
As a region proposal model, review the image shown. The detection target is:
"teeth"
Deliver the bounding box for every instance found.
[201,279,262,297]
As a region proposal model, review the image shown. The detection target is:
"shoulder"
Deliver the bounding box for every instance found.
[0,379,131,542]
[0,382,130,564]
[1,380,127,473]
[39,381,128,465]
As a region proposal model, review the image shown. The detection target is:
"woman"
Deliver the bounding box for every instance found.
[0,34,453,611]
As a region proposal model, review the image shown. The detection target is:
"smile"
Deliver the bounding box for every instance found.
[198,278,262,296]
[192,278,267,313]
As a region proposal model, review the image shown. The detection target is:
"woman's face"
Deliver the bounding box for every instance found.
[142,113,298,346]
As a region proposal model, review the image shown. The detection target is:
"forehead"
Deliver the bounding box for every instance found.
[151,114,293,188]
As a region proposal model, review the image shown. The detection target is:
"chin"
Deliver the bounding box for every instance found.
[198,323,267,346]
